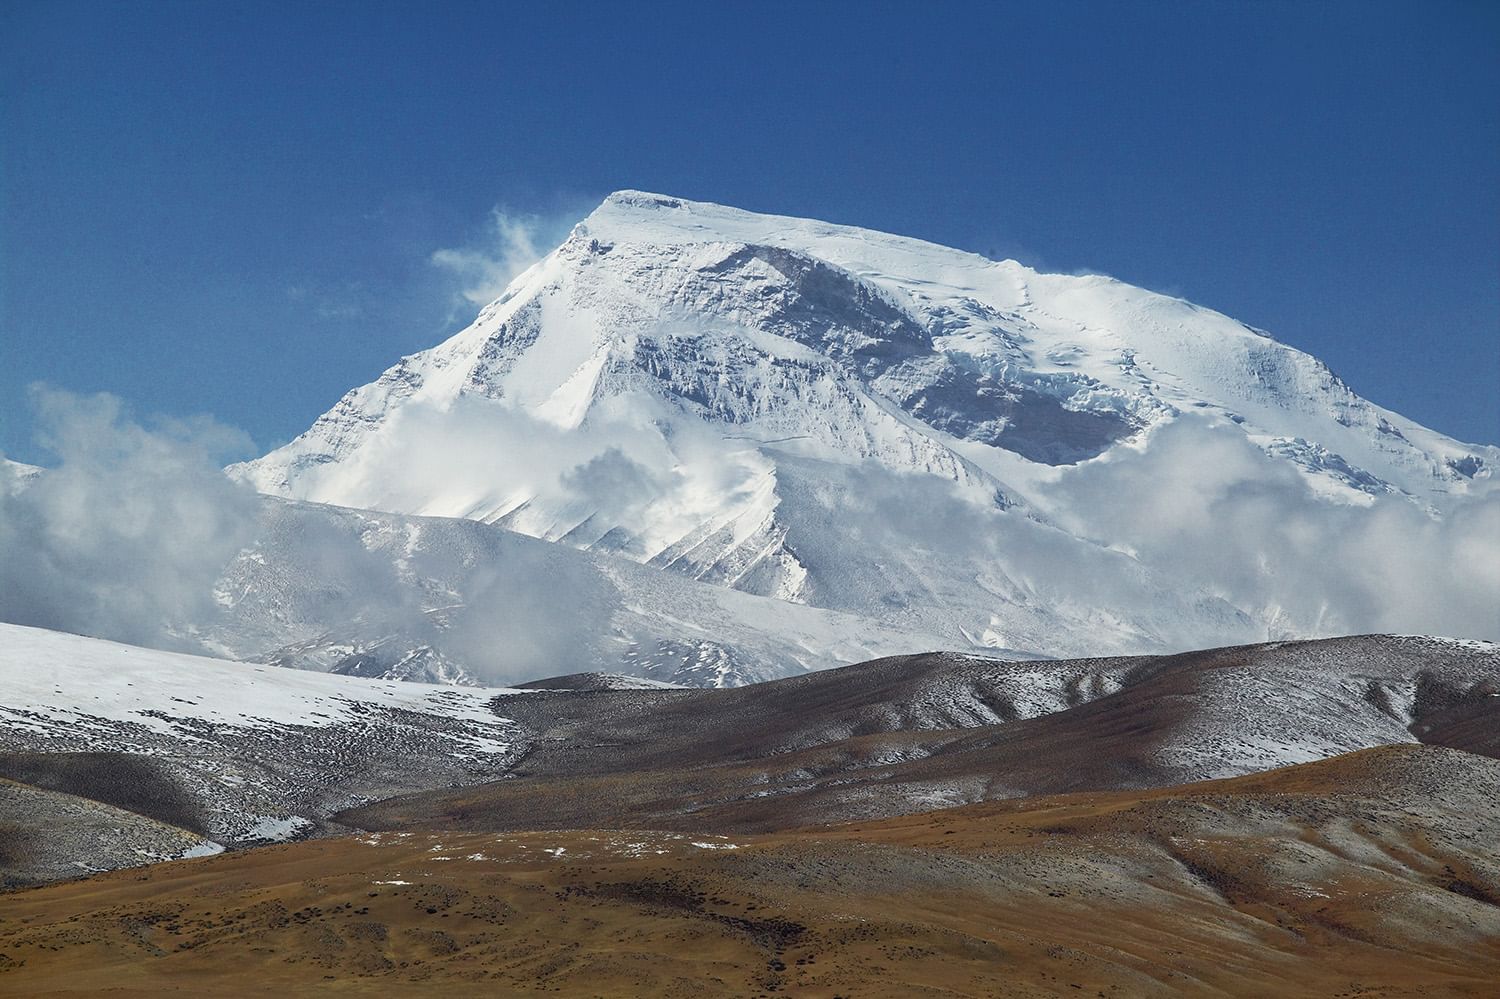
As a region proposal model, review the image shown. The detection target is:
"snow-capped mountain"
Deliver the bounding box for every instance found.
[234,192,1499,659]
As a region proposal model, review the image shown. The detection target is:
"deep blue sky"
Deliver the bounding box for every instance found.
[3,0,1497,463]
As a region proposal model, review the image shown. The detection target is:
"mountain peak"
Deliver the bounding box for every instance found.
[577,190,1004,279]
[234,194,1497,669]
[598,188,694,210]
[579,189,824,247]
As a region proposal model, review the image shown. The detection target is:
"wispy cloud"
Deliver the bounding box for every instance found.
[430,210,545,306]
[286,282,365,322]
[429,202,598,308]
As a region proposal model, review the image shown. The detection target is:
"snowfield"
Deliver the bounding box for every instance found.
[0,623,523,842]
[0,621,512,741]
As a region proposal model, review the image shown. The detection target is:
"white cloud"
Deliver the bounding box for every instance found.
[1043,417,1500,642]
[0,388,627,683]
[289,391,771,561]
[0,388,260,651]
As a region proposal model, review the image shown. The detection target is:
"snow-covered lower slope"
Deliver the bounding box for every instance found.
[198,494,995,687]
[0,623,522,844]
[235,192,1499,653]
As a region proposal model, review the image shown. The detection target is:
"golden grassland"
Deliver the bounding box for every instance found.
[2,745,1497,997]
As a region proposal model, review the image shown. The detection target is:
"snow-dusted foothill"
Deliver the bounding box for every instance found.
[0,623,522,843]
[336,634,1500,835]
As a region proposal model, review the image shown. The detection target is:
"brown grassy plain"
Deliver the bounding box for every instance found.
[2,744,1496,998]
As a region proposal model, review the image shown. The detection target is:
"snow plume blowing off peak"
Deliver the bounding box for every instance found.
[429,201,601,311]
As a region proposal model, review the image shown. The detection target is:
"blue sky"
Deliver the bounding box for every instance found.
[3,0,1497,463]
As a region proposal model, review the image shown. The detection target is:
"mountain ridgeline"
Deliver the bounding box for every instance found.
[207,192,1499,685]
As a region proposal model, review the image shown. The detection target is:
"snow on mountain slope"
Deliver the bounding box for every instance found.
[0,622,521,844]
[1,459,42,492]
[197,494,988,687]
[234,192,1499,653]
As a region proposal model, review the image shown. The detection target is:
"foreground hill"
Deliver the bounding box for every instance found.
[2,745,1496,997]
[0,623,521,874]
[344,634,1500,834]
[0,776,221,889]
[4,624,1494,893]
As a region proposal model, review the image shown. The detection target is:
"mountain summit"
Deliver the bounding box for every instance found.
[234,192,1498,661]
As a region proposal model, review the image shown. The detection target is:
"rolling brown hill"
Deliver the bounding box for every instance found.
[0,776,217,890]
[2,744,1497,997]
[341,635,1500,836]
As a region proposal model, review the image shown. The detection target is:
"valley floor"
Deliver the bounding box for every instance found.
[2,745,1497,998]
